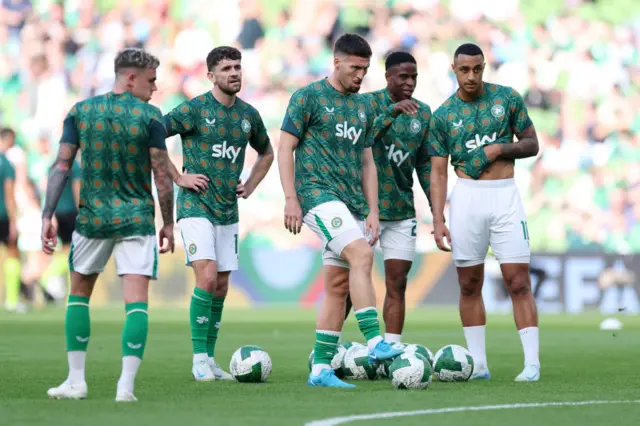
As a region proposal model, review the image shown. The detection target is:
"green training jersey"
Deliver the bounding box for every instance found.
[281,78,374,218]
[55,160,81,214]
[165,91,271,225]
[428,83,532,177]
[0,154,15,220]
[61,91,167,239]
[364,88,432,220]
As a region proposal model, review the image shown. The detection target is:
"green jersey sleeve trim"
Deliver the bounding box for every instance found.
[281,112,301,138]
[148,119,168,150]
[60,115,79,146]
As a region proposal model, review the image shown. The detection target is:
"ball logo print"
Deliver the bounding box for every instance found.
[241,119,251,133]
[491,104,505,118]
[331,217,343,228]
[410,119,421,134]
[358,109,367,123]
[188,243,197,255]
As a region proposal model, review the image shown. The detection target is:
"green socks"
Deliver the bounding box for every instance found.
[313,330,340,369]
[122,302,149,358]
[190,287,212,355]
[65,295,90,352]
[207,297,225,358]
[4,257,21,309]
[355,307,382,343]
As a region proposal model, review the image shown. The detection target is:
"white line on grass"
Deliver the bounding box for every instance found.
[305,400,640,426]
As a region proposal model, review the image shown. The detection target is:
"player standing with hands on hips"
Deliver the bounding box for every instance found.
[429,43,541,382]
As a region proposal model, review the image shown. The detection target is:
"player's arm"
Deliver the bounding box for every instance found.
[239,110,274,198]
[3,161,17,242]
[488,90,539,161]
[415,120,432,210]
[427,114,451,251]
[366,99,420,146]
[362,146,380,244]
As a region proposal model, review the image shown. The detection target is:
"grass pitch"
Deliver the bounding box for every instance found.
[1,307,639,425]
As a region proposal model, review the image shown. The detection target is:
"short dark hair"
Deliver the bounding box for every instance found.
[207,46,242,71]
[385,51,416,70]
[114,48,160,74]
[0,127,15,140]
[454,43,484,59]
[334,33,372,58]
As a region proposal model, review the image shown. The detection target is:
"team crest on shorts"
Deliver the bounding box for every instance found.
[188,243,197,255]
[358,109,367,123]
[410,119,421,133]
[491,104,505,118]
[241,119,251,133]
[331,217,343,228]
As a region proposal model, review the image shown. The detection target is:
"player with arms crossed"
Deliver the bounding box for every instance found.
[430,43,540,381]
[343,51,432,343]
[42,48,175,401]
[164,46,273,381]
[278,33,403,389]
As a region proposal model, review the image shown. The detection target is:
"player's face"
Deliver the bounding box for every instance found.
[452,54,485,96]
[208,59,242,95]
[335,55,370,93]
[128,67,158,102]
[386,63,418,101]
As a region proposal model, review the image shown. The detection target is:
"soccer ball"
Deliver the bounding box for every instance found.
[389,353,432,390]
[340,341,364,351]
[308,344,347,378]
[342,344,377,380]
[376,343,406,378]
[403,344,434,367]
[433,344,474,382]
[229,345,272,383]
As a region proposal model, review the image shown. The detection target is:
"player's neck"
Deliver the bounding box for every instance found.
[386,87,406,103]
[211,86,236,107]
[457,82,484,102]
[112,83,129,96]
[327,74,349,94]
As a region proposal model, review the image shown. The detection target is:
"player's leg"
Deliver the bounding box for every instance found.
[490,181,539,381]
[379,219,416,343]
[449,179,492,379]
[205,222,239,380]
[112,235,158,401]
[2,219,23,312]
[179,218,218,381]
[48,231,114,399]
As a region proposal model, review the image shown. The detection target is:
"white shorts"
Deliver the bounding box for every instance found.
[376,219,416,261]
[449,178,530,267]
[304,201,367,268]
[178,218,239,271]
[69,231,159,279]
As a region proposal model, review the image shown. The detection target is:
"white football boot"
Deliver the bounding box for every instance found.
[515,364,540,382]
[47,380,88,400]
[208,359,233,380]
[192,359,215,381]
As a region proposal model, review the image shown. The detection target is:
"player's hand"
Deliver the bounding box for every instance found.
[236,178,253,199]
[365,211,380,246]
[391,100,419,117]
[284,196,303,235]
[177,173,209,192]
[433,220,452,252]
[158,223,175,254]
[41,218,57,255]
[483,144,502,162]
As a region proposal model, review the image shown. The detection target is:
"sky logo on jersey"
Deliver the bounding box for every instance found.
[335,122,362,145]
[386,145,410,166]
[465,132,497,152]
[212,141,242,163]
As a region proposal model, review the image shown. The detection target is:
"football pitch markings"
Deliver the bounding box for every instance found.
[304,400,640,426]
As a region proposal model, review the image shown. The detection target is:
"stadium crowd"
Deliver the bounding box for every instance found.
[1,0,639,290]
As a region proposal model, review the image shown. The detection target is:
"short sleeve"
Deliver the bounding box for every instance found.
[164,101,195,137]
[509,89,533,134]
[60,104,79,146]
[281,88,311,138]
[249,109,271,154]
[148,118,168,150]
[427,114,449,157]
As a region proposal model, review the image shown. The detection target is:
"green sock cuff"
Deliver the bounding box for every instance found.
[68,295,90,305]
[125,302,148,313]
[194,287,212,301]
[354,308,377,320]
[316,332,340,344]
[211,297,225,308]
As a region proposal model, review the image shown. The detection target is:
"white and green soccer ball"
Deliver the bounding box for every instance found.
[403,344,434,367]
[342,344,377,380]
[376,343,406,378]
[308,344,348,378]
[433,344,474,382]
[389,353,432,390]
[229,345,272,383]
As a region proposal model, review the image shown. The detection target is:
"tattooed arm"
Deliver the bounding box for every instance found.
[150,147,174,226]
[496,125,540,160]
[42,143,78,219]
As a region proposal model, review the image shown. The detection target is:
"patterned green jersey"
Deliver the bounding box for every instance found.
[0,154,15,220]
[55,160,81,214]
[363,88,432,220]
[281,78,374,218]
[165,91,270,225]
[61,91,167,239]
[428,83,532,177]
